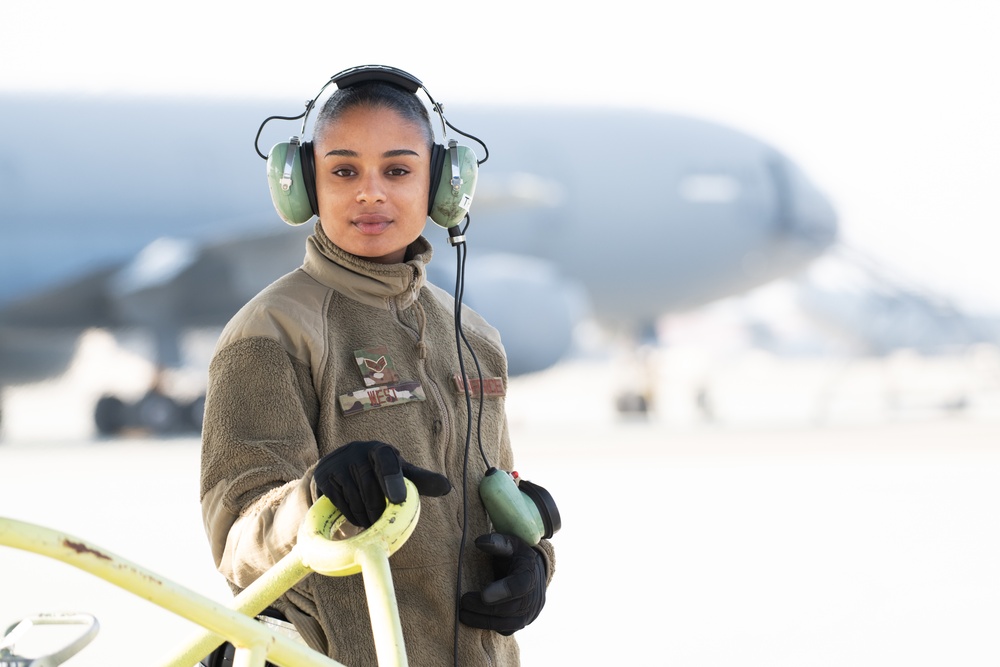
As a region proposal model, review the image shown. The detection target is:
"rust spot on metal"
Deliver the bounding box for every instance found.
[62,539,112,560]
[118,564,164,585]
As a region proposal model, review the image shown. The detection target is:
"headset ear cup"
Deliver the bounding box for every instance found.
[429,144,478,229]
[300,141,319,217]
[428,143,446,215]
[265,141,316,226]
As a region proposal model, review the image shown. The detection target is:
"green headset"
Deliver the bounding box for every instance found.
[259,65,479,230]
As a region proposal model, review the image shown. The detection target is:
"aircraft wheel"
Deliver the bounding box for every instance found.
[615,391,649,416]
[136,390,182,434]
[95,395,127,436]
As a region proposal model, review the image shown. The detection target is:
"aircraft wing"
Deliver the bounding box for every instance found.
[0,224,311,379]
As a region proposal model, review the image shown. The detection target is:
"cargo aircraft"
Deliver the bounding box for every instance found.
[0,93,838,435]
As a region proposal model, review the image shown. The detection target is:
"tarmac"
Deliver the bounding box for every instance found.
[2,347,999,665]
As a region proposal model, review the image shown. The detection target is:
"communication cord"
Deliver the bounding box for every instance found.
[447,217,491,667]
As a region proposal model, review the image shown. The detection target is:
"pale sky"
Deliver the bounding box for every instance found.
[3,0,999,313]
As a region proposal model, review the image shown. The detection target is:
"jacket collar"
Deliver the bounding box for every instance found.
[303,222,433,311]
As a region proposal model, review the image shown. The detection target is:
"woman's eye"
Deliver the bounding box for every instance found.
[332,168,356,177]
[387,167,410,177]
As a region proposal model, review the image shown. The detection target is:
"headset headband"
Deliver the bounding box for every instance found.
[331,64,422,93]
[298,65,440,139]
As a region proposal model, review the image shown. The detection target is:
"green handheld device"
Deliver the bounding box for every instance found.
[479,468,561,545]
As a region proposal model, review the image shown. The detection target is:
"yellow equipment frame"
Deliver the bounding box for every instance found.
[0,479,421,667]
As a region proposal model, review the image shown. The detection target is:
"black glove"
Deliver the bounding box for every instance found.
[313,440,451,528]
[459,533,547,635]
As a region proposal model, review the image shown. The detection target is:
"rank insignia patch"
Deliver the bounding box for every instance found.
[339,381,426,416]
[354,346,400,387]
[452,374,506,398]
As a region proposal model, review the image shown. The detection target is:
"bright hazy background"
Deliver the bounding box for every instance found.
[3,0,999,313]
[2,4,1000,666]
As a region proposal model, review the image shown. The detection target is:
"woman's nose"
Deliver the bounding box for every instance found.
[356,173,387,204]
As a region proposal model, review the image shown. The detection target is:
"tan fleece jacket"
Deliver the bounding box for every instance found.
[200,224,555,666]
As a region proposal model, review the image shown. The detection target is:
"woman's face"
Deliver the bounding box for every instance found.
[313,105,431,264]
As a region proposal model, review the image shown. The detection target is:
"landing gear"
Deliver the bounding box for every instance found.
[94,395,127,436]
[612,331,660,419]
[93,362,206,438]
[615,390,651,416]
[94,390,206,437]
[135,389,182,433]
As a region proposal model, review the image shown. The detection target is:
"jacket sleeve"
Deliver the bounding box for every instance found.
[200,335,322,589]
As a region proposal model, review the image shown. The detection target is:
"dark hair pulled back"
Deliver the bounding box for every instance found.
[312,82,434,148]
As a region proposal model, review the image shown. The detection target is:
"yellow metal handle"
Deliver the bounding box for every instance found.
[165,479,422,666]
[0,479,423,667]
[297,478,421,576]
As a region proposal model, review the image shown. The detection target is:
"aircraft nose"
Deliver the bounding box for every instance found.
[768,153,839,248]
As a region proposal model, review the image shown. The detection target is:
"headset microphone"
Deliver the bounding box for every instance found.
[479,468,560,544]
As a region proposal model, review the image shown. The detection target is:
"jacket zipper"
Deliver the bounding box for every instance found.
[388,297,453,454]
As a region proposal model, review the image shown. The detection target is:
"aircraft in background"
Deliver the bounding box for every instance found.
[0,93,838,435]
[723,244,1000,359]
[668,241,1000,423]
[791,246,1000,357]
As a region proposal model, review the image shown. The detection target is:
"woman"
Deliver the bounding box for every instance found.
[200,66,555,666]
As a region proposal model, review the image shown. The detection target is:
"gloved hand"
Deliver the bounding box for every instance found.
[459,533,547,635]
[313,440,451,528]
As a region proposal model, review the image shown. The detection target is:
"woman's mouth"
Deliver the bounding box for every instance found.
[352,214,392,235]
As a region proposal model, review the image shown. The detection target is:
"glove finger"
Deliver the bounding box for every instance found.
[321,485,349,521]
[315,461,363,526]
[352,462,388,527]
[459,608,521,633]
[333,478,370,528]
[458,591,491,616]
[473,532,516,558]
[369,443,406,504]
[400,462,452,497]
[459,590,521,616]
[481,567,537,605]
[459,593,526,635]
